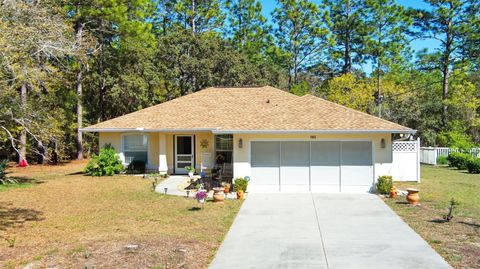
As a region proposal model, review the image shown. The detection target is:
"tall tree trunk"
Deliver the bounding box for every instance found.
[376,57,382,118]
[191,0,196,35]
[441,65,450,126]
[343,0,352,74]
[75,21,84,160]
[19,83,27,163]
[441,23,453,127]
[343,31,351,74]
[37,140,45,164]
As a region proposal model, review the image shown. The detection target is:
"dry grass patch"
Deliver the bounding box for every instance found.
[386,165,479,269]
[0,161,241,268]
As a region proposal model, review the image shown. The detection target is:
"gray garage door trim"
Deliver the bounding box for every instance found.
[250,140,374,193]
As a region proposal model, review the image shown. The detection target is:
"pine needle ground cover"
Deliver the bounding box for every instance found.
[386,165,480,269]
[0,161,241,268]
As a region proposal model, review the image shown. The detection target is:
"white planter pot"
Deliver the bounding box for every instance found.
[188,172,194,177]
[197,198,205,203]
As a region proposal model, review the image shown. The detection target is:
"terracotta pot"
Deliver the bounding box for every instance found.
[390,186,397,198]
[224,186,230,194]
[236,190,244,200]
[406,188,420,205]
[212,187,225,203]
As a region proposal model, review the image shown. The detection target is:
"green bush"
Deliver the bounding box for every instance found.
[438,131,474,151]
[436,155,448,165]
[376,175,393,195]
[234,177,248,192]
[84,146,124,176]
[466,158,480,174]
[447,152,472,170]
[0,160,7,181]
[126,160,146,174]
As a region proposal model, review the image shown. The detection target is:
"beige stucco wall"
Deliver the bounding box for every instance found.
[232,133,393,181]
[165,132,214,174]
[99,132,121,152]
[99,131,394,178]
[99,132,214,174]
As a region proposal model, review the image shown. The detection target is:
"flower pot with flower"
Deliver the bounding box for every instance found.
[185,166,195,177]
[195,190,208,204]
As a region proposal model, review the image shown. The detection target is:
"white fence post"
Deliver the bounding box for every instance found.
[417,138,421,183]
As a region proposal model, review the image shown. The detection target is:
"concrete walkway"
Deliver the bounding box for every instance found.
[209,194,451,269]
[155,176,188,196]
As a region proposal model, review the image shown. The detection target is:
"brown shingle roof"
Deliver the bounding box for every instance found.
[82,86,414,133]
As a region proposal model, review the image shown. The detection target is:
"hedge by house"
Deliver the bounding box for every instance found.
[84,145,124,176]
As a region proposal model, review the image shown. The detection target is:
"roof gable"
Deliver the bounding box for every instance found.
[83,86,413,132]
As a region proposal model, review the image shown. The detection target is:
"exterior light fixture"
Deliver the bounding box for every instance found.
[186,190,190,198]
[238,138,243,148]
[381,138,386,149]
[164,187,168,195]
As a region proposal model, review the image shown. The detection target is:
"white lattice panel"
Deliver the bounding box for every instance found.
[393,141,417,152]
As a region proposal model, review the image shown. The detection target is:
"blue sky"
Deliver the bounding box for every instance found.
[259,0,440,65]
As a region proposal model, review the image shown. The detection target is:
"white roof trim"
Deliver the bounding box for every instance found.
[212,129,417,134]
[81,128,416,134]
[80,128,218,133]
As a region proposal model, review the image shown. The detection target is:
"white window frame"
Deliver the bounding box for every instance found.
[120,133,149,166]
[214,134,233,164]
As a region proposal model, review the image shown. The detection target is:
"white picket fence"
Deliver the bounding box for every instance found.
[420,147,480,165]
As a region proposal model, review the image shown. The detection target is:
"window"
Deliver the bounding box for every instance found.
[123,134,148,164]
[215,134,233,164]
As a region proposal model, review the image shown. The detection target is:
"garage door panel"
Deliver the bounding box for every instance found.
[250,167,280,192]
[280,142,309,192]
[280,166,310,192]
[310,166,340,187]
[311,142,341,166]
[310,142,340,191]
[251,141,280,166]
[341,141,373,191]
[281,142,309,166]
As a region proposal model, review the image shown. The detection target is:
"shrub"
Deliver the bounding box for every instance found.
[84,146,124,176]
[447,152,472,170]
[466,158,480,174]
[234,177,248,192]
[438,131,474,151]
[126,160,146,174]
[0,160,8,181]
[376,175,393,195]
[436,155,448,165]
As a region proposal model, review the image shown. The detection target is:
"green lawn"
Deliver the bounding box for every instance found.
[386,165,480,269]
[0,161,241,269]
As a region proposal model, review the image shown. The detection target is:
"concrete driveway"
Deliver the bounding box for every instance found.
[209,194,451,269]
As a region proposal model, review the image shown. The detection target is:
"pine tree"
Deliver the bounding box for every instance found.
[272,0,331,91]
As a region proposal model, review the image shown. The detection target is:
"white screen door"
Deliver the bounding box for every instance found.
[175,135,194,174]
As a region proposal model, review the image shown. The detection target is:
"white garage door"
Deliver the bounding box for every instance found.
[250,141,373,193]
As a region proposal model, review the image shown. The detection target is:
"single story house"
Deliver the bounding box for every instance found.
[81,86,416,193]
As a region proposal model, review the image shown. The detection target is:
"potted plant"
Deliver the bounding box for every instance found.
[185,166,195,177]
[195,190,208,204]
[234,177,248,200]
[222,182,231,195]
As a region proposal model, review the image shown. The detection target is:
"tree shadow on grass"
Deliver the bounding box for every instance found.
[429,219,449,224]
[67,171,84,176]
[458,221,480,229]
[0,204,44,231]
[10,176,44,185]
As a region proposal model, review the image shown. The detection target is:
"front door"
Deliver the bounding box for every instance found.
[175,135,194,174]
